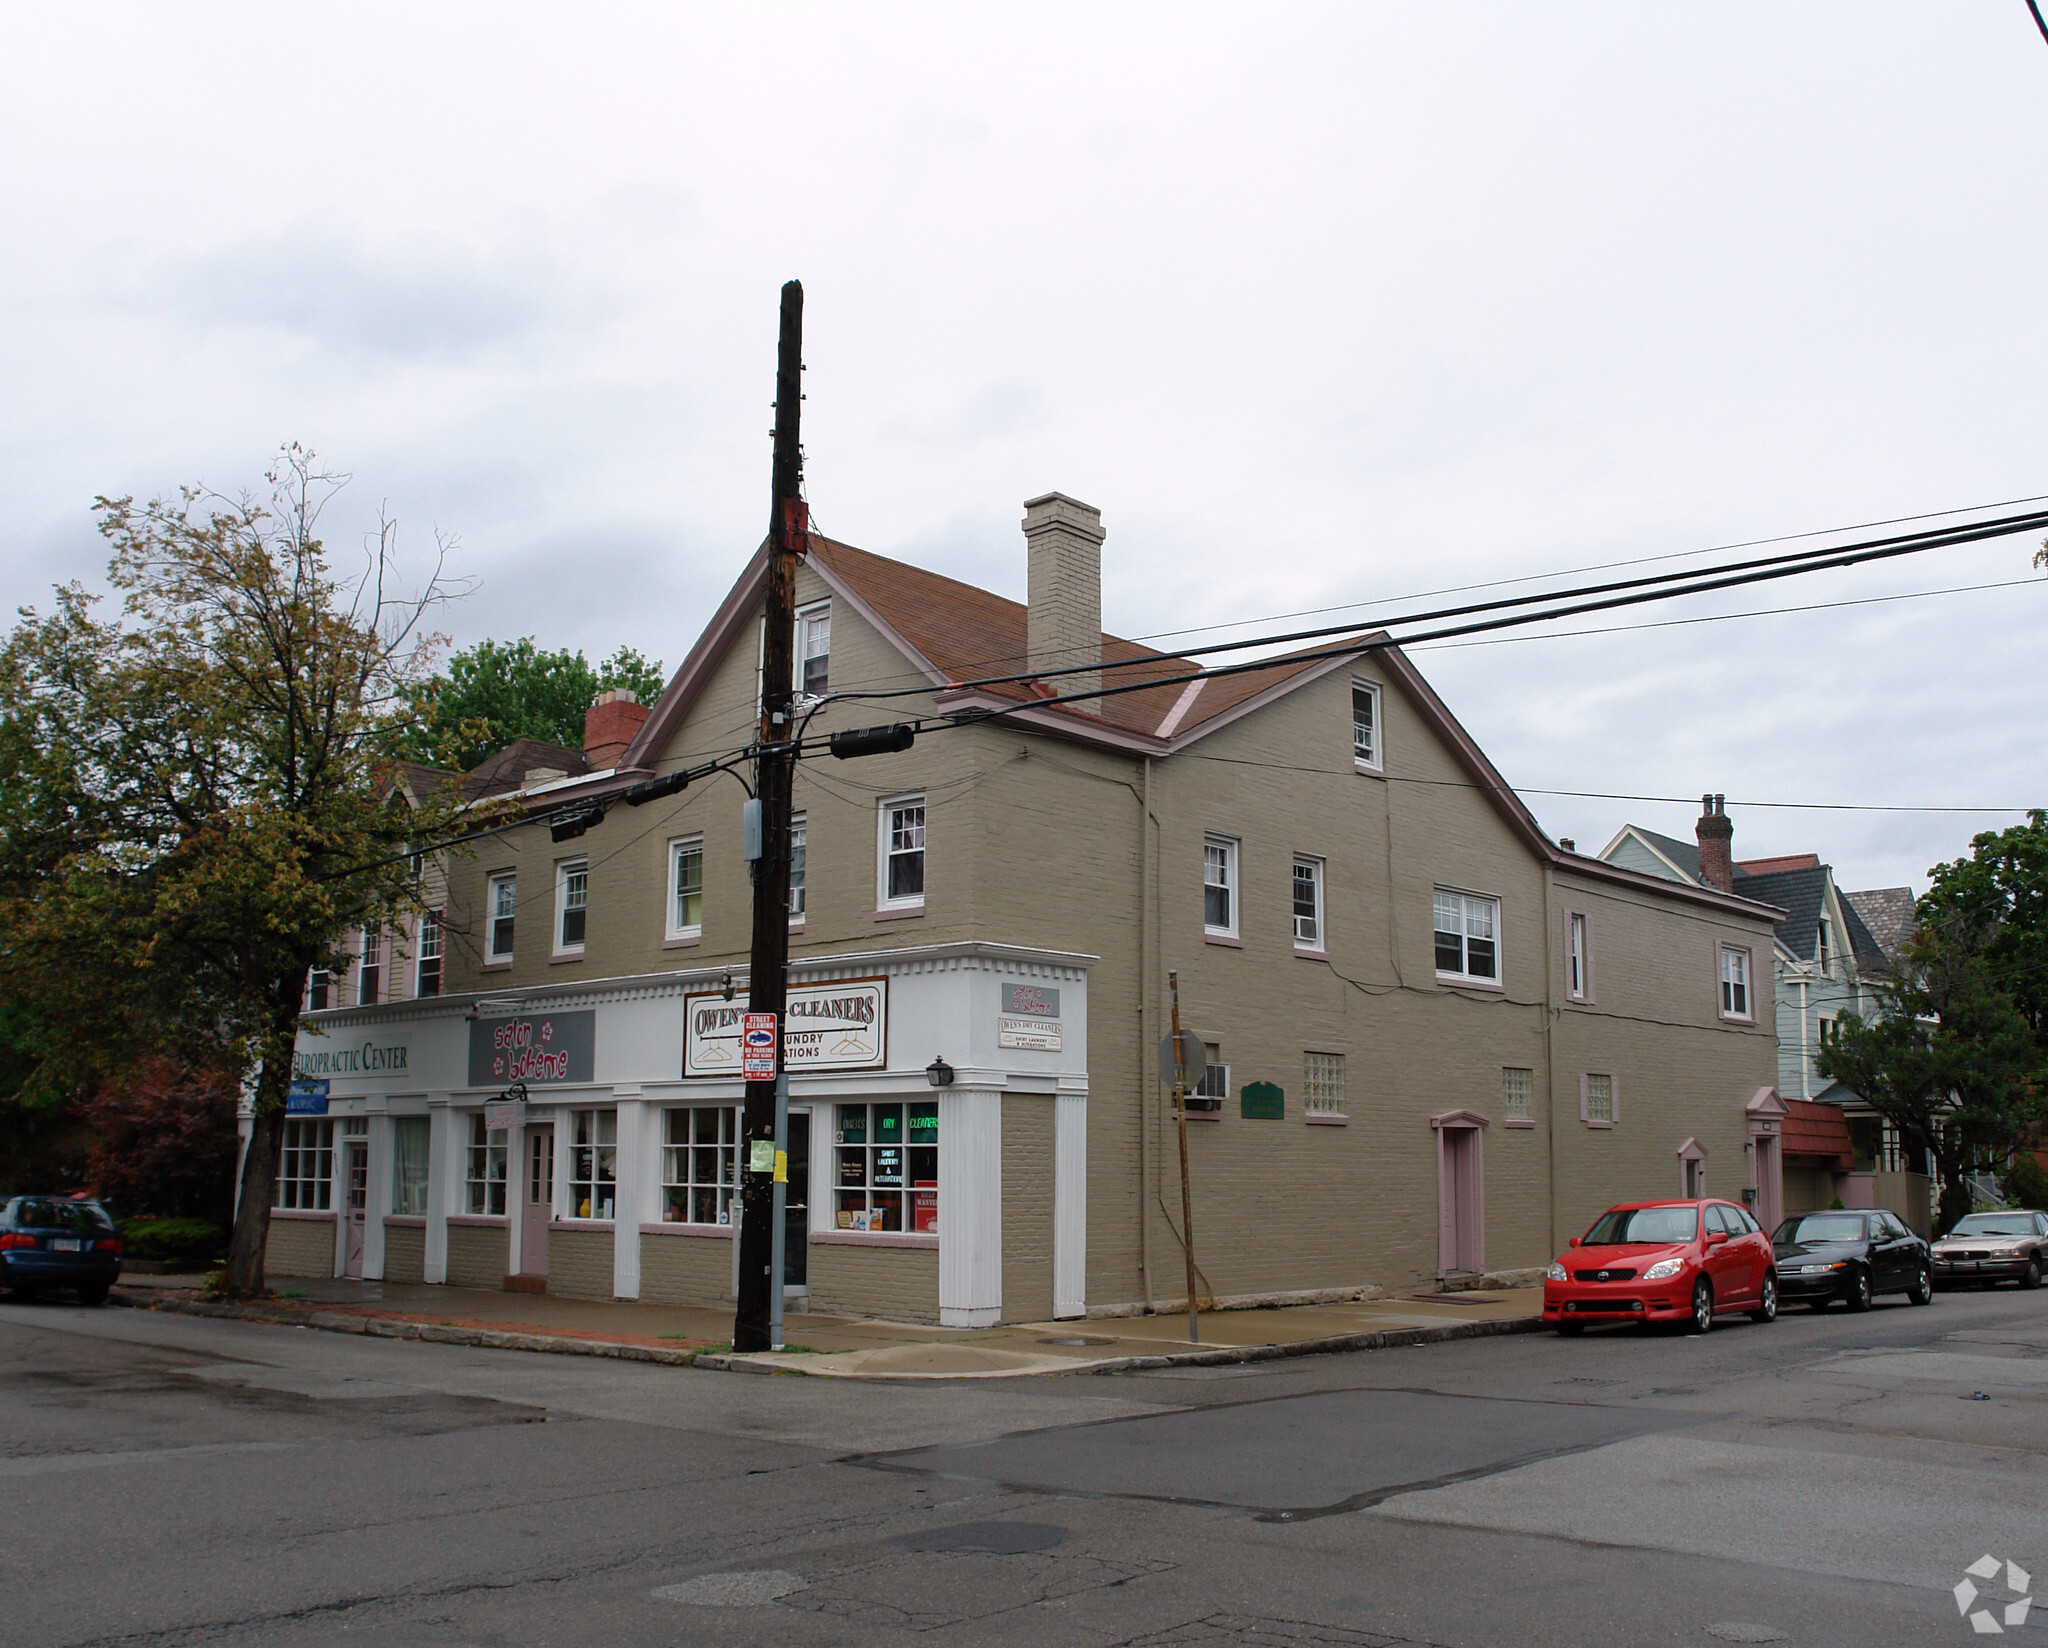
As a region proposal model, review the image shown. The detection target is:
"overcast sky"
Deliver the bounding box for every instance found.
[4,4,2045,895]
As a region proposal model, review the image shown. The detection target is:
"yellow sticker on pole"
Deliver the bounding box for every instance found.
[774,1150,788,1184]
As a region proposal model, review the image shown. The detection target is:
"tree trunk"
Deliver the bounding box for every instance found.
[221,993,303,1297]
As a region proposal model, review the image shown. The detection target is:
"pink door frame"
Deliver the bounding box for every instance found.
[518,1124,553,1279]
[1746,1087,1788,1232]
[1431,1109,1489,1278]
[342,1141,368,1278]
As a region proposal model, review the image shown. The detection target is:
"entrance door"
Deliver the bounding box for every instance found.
[783,1111,810,1290]
[520,1124,553,1279]
[342,1142,369,1278]
[1434,1118,1486,1278]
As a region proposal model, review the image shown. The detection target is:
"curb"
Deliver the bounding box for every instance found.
[109,1290,703,1367]
[694,1313,1547,1377]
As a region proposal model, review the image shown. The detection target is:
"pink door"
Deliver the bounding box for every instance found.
[1436,1123,1486,1277]
[342,1142,368,1278]
[519,1125,553,1279]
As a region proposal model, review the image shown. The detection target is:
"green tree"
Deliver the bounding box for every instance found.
[393,638,664,771]
[0,447,468,1294]
[1917,809,2048,1038]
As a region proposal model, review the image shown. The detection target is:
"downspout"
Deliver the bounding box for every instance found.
[1139,755,1156,1314]
[1541,859,1560,1252]
[1798,977,1810,1101]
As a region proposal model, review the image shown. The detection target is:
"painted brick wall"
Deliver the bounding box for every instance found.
[806,1241,938,1323]
[382,1223,426,1284]
[640,1231,732,1305]
[264,1215,334,1278]
[1002,1095,1055,1323]
[445,1223,508,1290]
[547,1227,617,1301]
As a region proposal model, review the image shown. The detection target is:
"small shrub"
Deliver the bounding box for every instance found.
[1828,1196,1846,1210]
[120,1217,226,1266]
[2000,1153,2048,1211]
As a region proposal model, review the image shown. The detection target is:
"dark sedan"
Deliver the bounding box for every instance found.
[0,1196,123,1303]
[1770,1209,1931,1311]
[1931,1209,2047,1289]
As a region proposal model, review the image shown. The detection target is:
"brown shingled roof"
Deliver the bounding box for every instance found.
[460,738,594,801]
[1781,1098,1854,1169]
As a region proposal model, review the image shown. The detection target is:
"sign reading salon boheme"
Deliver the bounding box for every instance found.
[684,979,886,1077]
[466,1010,596,1088]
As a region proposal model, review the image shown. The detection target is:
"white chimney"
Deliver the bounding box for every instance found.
[1022,492,1103,712]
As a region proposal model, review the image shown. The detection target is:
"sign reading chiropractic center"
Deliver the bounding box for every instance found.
[467,1010,596,1088]
[293,1040,411,1079]
[684,979,885,1077]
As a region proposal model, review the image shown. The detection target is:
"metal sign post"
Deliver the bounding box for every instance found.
[770,1070,789,1351]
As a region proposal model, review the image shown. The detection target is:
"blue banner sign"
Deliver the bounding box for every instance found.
[286,1079,330,1115]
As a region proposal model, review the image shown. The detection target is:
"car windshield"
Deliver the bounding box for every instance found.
[1776,1215,1865,1243]
[1947,1215,2033,1238]
[13,1199,114,1232]
[1584,1206,1698,1245]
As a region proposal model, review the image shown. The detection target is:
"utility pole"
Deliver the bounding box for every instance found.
[734,280,805,1354]
[1169,970,1200,1345]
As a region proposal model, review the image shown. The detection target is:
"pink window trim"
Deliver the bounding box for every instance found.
[382,1215,427,1228]
[479,960,513,973]
[1305,1113,1349,1126]
[549,952,585,966]
[547,1219,616,1231]
[873,905,925,922]
[446,1214,509,1228]
[1206,934,1245,949]
[1578,1072,1619,1129]
[812,1229,938,1250]
[1502,1117,1538,1129]
[661,935,702,950]
[640,1221,735,1238]
[1431,1111,1486,1277]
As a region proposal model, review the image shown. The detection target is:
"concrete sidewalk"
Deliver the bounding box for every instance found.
[111,1272,1544,1377]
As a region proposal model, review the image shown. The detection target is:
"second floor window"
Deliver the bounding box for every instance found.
[789,818,807,918]
[487,874,516,962]
[1204,835,1238,937]
[1293,856,1324,949]
[415,911,442,997]
[357,927,381,1005]
[556,860,587,953]
[797,604,831,697]
[307,968,332,1011]
[1352,679,1381,768]
[881,798,925,906]
[1566,912,1590,1001]
[1720,945,1752,1019]
[669,836,703,938]
[1434,888,1499,983]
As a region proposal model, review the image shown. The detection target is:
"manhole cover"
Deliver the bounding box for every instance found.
[651,1571,808,1606]
[1704,1626,1788,1644]
[896,1521,1065,1554]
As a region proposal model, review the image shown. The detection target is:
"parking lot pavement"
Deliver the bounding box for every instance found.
[2,1283,2043,1648]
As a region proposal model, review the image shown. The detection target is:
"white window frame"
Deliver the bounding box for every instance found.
[1580,1072,1618,1129]
[661,1106,740,1225]
[1565,910,1592,1003]
[357,925,382,1006]
[391,1116,431,1216]
[1351,678,1383,771]
[1433,887,1502,986]
[466,1113,508,1216]
[667,834,704,940]
[275,1118,334,1210]
[878,794,926,911]
[1292,855,1325,952]
[1194,1041,1230,1102]
[1204,834,1239,939]
[415,909,443,997]
[789,815,807,923]
[554,858,588,957]
[1304,1050,1346,1121]
[565,1107,618,1221]
[795,600,831,700]
[1718,943,1754,1022]
[307,967,332,1012]
[486,872,516,964]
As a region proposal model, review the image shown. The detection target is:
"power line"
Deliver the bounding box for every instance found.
[2028,0,2048,48]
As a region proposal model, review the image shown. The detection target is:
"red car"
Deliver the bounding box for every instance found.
[1544,1198,1778,1335]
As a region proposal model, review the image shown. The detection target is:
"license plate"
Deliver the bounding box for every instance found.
[51,1238,80,1251]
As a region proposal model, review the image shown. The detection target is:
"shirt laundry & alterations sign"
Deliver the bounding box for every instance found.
[684,979,886,1077]
[998,981,1063,1051]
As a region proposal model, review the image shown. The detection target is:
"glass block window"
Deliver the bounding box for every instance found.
[1584,1073,1615,1126]
[662,1107,738,1225]
[1503,1067,1533,1123]
[1305,1052,1345,1116]
[835,1101,938,1233]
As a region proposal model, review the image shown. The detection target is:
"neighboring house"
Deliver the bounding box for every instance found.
[266,493,1784,1320]
[1597,811,1929,1231]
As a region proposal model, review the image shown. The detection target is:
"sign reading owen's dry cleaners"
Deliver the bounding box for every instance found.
[467,1010,596,1087]
[684,979,885,1076]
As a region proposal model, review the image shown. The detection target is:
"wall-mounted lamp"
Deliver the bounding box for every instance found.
[720,971,736,1003]
[465,997,520,1023]
[925,1056,955,1088]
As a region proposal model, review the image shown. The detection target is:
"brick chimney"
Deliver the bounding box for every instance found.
[583,688,649,769]
[1022,492,1104,712]
[1695,793,1734,893]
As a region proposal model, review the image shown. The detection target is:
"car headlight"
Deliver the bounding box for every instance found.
[1546,1261,1568,1282]
[1642,1258,1684,1281]
[1801,1262,1846,1274]
[1992,1244,2023,1257]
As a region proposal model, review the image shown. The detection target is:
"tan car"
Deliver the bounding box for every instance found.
[1931,1209,2047,1290]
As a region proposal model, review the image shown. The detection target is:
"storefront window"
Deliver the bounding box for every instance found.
[662,1107,738,1224]
[275,1119,333,1210]
[391,1117,430,1216]
[835,1101,937,1233]
[567,1108,617,1220]
[466,1113,508,1215]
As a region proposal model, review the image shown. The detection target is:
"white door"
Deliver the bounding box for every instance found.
[342,1142,368,1278]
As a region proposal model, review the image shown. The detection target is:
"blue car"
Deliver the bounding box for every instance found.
[0,1196,123,1303]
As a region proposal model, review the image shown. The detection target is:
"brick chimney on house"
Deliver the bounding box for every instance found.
[583,688,649,769]
[1023,492,1104,713]
[1695,793,1734,893]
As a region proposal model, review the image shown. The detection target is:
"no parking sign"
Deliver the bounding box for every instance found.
[741,1013,778,1081]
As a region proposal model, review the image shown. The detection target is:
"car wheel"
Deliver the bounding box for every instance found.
[1748,1273,1778,1323]
[2022,1257,2043,1291]
[1909,1264,1933,1306]
[75,1284,109,1307]
[1845,1269,1872,1312]
[1690,1278,1714,1334]
[1555,1321,1584,1337]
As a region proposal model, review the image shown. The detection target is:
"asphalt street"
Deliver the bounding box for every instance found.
[2,1284,2044,1648]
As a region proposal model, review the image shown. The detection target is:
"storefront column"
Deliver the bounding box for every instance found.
[363,1112,392,1281]
[423,1097,453,1284]
[938,1085,1002,1327]
[1054,1084,1088,1319]
[612,1089,644,1300]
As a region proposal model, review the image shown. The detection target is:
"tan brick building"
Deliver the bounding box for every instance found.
[273,494,1785,1322]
